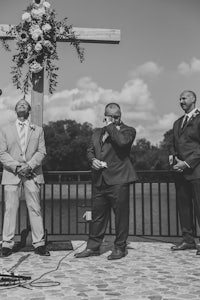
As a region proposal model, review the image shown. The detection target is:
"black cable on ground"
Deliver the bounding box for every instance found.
[29,241,86,288]
[0,241,86,290]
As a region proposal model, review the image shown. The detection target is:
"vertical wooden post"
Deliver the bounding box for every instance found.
[31,69,44,127]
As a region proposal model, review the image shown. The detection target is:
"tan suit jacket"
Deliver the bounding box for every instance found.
[0,122,46,184]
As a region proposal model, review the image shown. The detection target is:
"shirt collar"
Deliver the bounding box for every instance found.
[185,108,198,119]
[16,119,29,126]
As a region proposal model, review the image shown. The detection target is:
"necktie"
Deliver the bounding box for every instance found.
[19,122,26,156]
[181,115,189,130]
[102,130,109,143]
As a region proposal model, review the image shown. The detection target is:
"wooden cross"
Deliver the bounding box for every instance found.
[0,25,120,126]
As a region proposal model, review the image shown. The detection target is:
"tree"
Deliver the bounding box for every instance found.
[43,119,93,171]
[160,129,173,153]
[131,137,170,170]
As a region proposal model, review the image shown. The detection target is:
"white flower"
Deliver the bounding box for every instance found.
[29,61,43,73]
[27,45,32,52]
[191,109,200,119]
[22,12,31,22]
[31,7,45,19]
[30,26,43,40]
[30,24,40,32]
[59,27,65,35]
[43,40,52,47]
[30,124,36,130]
[35,42,42,52]
[43,1,51,9]
[42,23,51,32]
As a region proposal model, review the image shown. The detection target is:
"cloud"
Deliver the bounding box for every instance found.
[135,112,178,145]
[178,57,200,76]
[43,76,156,127]
[0,86,26,126]
[131,61,163,78]
[0,75,175,145]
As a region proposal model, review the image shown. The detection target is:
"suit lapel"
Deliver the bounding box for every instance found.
[177,117,184,136]
[25,125,33,151]
[12,123,22,150]
[100,127,106,147]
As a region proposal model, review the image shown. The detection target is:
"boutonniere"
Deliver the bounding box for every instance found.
[30,124,36,130]
[190,109,200,121]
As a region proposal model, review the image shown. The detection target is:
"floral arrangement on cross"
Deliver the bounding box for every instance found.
[0,0,84,95]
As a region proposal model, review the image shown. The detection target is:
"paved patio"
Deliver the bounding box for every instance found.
[0,238,200,300]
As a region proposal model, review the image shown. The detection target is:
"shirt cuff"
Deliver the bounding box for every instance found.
[184,161,190,168]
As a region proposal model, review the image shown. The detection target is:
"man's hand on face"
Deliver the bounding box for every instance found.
[104,116,113,126]
[104,115,121,126]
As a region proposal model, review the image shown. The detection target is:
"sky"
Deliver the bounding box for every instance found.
[0,0,200,144]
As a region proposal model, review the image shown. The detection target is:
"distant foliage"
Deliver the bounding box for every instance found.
[131,134,173,171]
[43,119,93,171]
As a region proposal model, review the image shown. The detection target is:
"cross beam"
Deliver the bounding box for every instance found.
[0,25,120,43]
[0,24,120,125]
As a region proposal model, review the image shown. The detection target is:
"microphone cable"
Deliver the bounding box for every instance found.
[29,241,86,288]
[0,241,86,290]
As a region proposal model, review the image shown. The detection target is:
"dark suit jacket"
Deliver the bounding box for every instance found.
[172,110,200,180]
[87,122,138,186]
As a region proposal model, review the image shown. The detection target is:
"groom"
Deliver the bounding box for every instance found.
[0,99,49,257]
[75,102,138,260]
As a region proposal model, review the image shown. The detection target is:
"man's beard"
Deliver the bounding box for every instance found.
[17,111,29,119]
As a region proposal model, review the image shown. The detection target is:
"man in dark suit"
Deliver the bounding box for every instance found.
[170,90,200,254]
[75,103,138,260]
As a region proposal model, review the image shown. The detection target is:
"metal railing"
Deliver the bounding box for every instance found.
[0,170,199,239]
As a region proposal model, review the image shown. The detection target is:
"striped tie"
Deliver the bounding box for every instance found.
[19,122,26,158]
[181,115,189,130]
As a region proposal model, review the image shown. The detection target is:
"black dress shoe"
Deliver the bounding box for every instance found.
[171,241,196,251]
[107,248,127,260]
[2,247,12,257]
[196,243,200,255]
[34,245,50,256]
[196,250,200,255]
[74,248,100,258]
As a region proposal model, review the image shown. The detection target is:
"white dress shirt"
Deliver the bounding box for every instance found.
[16,119,29,146]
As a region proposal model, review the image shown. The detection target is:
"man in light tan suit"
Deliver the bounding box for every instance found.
[0,99,50,256]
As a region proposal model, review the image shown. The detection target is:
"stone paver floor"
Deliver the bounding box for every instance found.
[0,240,200,299]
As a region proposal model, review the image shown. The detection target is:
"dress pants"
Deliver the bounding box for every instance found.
[175,175,200,243]
[2,178,45,249]
[87,181,130,251]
